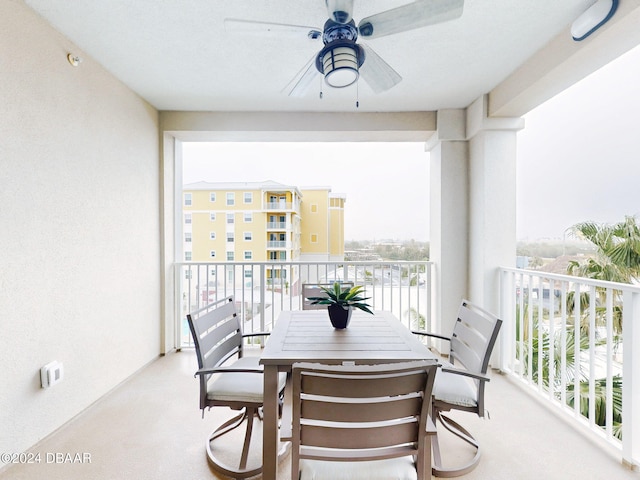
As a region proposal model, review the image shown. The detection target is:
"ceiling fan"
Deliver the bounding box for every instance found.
[224,0,464,97]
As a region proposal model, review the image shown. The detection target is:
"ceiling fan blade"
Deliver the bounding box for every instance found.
[282,54,321,97]
[359,44,402,94]
[326,0,354,24]
[224,18,322,39]
[358,0,464,40]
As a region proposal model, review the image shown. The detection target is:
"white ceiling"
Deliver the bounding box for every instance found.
[25,0,596,113]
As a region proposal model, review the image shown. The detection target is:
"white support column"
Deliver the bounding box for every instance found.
[428,109,469,343]
[428,98,522,347]
[466,96,523,316]
[161,133,179,354]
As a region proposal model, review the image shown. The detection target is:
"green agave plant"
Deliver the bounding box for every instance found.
[307,282,374,314]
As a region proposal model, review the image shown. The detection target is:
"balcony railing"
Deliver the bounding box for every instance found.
[177,260,434,347]
[266,241,289,248]
[267,222,287,229]
[265,202,294,211]
[500,267,640,468]
[175,260,639,467]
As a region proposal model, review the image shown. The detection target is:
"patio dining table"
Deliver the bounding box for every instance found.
[260,309,438,480]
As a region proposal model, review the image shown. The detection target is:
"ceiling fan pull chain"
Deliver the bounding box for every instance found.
[356,79,359,108]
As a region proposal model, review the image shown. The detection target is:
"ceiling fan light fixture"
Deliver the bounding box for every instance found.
[321,44,359,87]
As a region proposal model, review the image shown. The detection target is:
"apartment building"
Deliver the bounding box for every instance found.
[182,181,346,294]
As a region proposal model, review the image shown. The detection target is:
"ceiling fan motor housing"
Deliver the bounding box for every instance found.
[326,0,354,24]
[315,20,365,88]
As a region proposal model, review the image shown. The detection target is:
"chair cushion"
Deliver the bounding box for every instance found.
[300,456,418,480]
[207,356,286,404]
[432,364,478,408]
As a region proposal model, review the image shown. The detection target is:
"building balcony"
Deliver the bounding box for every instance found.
[266,241,289,249]
[175,261,640,472]
[265,202,297,212]
[267,222,288,230]
[3,259,639,479]
[4,315,637,480]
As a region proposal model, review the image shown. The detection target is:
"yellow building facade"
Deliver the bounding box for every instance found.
[298,188,346,261]
[183,181,345,264]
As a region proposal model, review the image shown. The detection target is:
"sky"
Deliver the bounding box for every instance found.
[182,142,430,241]
[183,45,640,242]
[516,43,640,241]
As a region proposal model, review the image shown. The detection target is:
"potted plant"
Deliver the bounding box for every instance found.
[306,282,373,329]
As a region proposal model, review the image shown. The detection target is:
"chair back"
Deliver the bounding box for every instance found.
[449,300,502,376]
[186,296,242,410]
[302,282,354,310]
[291,360,438,480]
[447,300,502,418]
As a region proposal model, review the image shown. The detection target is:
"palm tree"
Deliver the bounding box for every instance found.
[569,215,640,283]
[517,315,622,439]
[566,216,640,338]
[550,215,640,440]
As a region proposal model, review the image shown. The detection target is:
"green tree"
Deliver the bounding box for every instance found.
[539,215,640,440]
[566,217,640,341]
[569,215,640,283]
[517,309,623,439]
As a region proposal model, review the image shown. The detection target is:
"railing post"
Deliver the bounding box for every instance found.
[498,268,514,372]
[622,290,640,469]
[259,263,266,332]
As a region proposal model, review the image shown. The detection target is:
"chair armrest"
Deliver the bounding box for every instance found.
[440,365,490,383]
[242,332,271,339]
[194,366,264,377]
[426,416,437,436]
[411,331,451,342]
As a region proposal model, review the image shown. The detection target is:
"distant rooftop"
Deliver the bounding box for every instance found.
[184,180,296,191]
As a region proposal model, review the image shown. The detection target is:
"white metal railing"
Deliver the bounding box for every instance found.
[500,267,640,468]
[266,241,288,248]
[265,202,294,210]
[177,260,434,347]
[267,222,287,229]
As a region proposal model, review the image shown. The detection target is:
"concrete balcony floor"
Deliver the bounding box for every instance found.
[3,349,638,480]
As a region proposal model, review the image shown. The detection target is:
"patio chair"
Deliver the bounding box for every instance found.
[291,360,438,480]
[301,282,353,310]
[186,296,288,479]
[412,299,502,477]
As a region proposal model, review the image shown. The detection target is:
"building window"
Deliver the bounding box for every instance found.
[244,269,253,278]
[244,232,252,241]
[210,251,216,258]
[210,232,216,240]
[185,232,192,242]
[244,251,252,260]
[184,193,192,206]
[311,204,317,213]
[244,192,253,204]
[185,213,192,224]
[226,192,235,206]
[185,251,192,261]
[185,270,192,280]
[210,192,216,202]
[244,212,252,223]
[227,213,234,224]
[311,234,318,243]
[227,252,234,261]
[227,232,235,242]
[210,213,216,222]
[270,251,286,261]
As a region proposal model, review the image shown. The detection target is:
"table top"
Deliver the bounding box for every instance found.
[260,309,436,366]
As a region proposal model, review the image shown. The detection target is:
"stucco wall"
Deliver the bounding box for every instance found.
[0,0,161,458]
